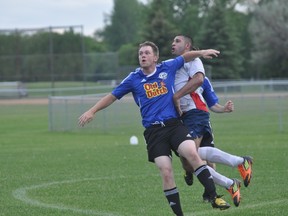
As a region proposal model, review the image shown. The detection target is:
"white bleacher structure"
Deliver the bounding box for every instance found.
[0,82,28,98]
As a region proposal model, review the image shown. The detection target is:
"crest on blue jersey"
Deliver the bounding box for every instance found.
[159,72,168,79]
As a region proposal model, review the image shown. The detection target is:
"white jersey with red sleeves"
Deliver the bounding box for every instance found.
[174,57,208,112]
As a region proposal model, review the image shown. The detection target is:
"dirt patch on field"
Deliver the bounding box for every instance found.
[0,98,48,105]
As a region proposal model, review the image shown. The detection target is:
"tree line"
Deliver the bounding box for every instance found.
[0,0,287,82]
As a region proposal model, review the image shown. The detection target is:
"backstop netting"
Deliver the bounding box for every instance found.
[0,26,85,83]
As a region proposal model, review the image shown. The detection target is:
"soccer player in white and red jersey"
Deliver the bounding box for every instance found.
[172,35,253,207]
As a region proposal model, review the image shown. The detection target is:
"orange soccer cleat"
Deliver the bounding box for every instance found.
[238,156,253,187]
[227,178,241,207]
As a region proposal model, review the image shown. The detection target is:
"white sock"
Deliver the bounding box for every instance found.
[207,166,233,189]
[198,147,244,167]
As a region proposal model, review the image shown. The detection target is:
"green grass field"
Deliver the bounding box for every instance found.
[1,96,288,216]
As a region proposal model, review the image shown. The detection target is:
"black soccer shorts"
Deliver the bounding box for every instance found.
[143,119,193,162]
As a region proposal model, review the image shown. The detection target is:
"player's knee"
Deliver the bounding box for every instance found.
[159,166,173,182]
[178,140,197,155]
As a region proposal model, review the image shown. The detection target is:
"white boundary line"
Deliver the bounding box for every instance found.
[12,177,125,216]
[186,198,288,216]
[12,176,288,216]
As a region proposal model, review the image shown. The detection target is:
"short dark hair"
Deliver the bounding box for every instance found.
[180,35,199,51]
[182,35,193,45]
[139,41,159,56]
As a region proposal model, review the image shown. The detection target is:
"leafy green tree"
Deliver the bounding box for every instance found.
[100,0,144,51]
[0,32,22,80]
[249,0,288,78]
[196,0,245,80]
[118,43,138,65]
[0,29,106,82]
[141,0,178,60]
[84,37,107,53]
[165,0,202,38]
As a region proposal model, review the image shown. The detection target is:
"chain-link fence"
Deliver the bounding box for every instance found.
[48,80,288,133]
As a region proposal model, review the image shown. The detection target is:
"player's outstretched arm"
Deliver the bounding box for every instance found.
[182,49,220,62]
[78,93,117,127]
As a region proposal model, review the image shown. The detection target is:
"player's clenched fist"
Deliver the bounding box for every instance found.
[224,100,234,113]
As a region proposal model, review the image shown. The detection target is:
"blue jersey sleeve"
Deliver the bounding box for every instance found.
[111,72,134,99]
[162,56,185,74]
[202,77,219,108]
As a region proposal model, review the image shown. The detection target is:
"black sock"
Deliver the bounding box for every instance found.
[164,187,183,216]
[195,165,217,200]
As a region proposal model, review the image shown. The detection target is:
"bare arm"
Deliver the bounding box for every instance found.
[173,72,204,116]
[174,72,204,100]
[182,49,220,62]
[78,93,117,127]
[209,100,234,113]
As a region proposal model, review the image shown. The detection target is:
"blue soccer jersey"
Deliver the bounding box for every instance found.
[112,56,185,128]
[201,77,219,108]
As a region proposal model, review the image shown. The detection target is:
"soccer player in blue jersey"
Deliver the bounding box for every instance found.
[78,41,230,215]
[172,35,253,207]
